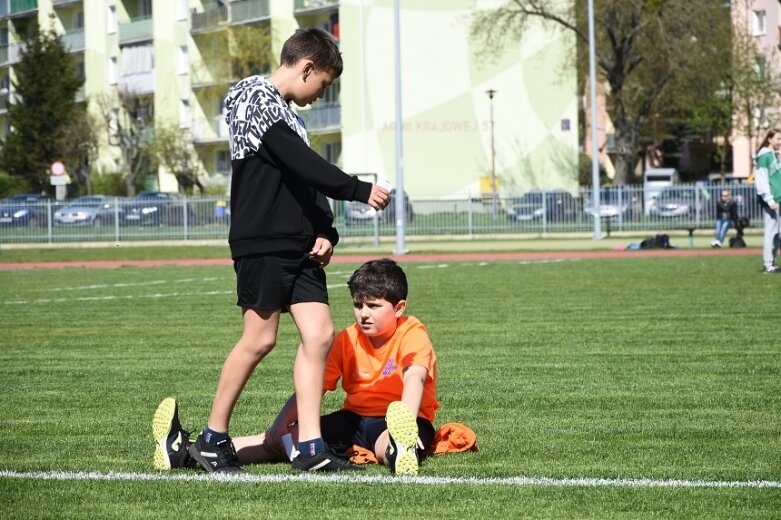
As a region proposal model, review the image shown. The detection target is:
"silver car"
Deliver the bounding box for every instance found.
[53,195,126,227]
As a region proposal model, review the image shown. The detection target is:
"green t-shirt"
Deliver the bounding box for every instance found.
[756,148,781,202]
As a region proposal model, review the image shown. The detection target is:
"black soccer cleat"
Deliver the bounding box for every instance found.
[291,447,365,472]
[385,401,419,476]
[152,397,198,470]
[188,432,242,473]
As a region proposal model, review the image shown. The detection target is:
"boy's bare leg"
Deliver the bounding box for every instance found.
[233,432,289,464]
[207,308,281,432]
[289,302,334,445]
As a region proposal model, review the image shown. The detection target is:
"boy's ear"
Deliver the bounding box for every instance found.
[300,59,315,80]
[394,300,407,317]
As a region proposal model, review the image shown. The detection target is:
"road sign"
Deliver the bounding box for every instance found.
[50,161,66,176]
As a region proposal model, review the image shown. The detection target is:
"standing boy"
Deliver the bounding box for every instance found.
[154,259,439,476]
[186,28,390,473]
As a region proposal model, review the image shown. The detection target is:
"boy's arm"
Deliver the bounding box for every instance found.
[400,365,428,419]
[263,120,388,207]
[312,191,339,248]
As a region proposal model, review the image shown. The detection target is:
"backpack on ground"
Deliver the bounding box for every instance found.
[729,236,746,248]
[640,234,671,249]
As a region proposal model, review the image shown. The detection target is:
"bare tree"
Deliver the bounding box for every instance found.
[95,90,155,196]
[150,123,204,195]
[471,0,729,184]
[56,110,100,194]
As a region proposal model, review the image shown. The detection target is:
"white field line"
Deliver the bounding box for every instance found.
[3,285,346,305]
[2,260,575,305]
[48,277,223,292]
[0,470,778,488]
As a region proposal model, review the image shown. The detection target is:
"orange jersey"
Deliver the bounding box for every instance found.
[324,315,439,423]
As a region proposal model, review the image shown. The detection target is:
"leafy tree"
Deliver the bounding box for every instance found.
[193,24,275,84]
[150,123,204,195]
[471,0,730,185]
[0,26,85,192]
[657,0,780,180]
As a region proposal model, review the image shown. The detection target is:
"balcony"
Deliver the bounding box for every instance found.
[192,117,229,144]
[52,0,82,6]
[298,103,341,132]
[6,42,23,65]
[9,0,37,18]
[190,66,234,90]
[118,16,153,45]
[118,70,154,95]
[61,29,84,52]
[191,0,269,34]
[294,0,338,14]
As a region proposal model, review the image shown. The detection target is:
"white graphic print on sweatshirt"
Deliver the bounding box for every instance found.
[223,76,310,160]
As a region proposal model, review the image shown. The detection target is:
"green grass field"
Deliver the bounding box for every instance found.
[1,252,780,518]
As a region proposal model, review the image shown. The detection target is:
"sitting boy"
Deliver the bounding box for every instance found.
[153,258,439,476]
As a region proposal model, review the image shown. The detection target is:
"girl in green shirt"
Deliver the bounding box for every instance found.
[754,129,781,273]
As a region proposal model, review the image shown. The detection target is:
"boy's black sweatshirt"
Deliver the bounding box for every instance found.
[224,76,372,259]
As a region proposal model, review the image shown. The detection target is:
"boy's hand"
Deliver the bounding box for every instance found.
[309,236,334,267]
[367,184,391,210]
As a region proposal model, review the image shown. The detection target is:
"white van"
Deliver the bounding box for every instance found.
[643,168,679,215]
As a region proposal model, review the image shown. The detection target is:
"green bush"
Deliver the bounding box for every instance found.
[90,172,127,195]
[0,172,32,198]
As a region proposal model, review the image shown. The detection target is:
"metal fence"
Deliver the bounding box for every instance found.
[0,183,761,245]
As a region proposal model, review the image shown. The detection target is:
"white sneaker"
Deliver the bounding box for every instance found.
[763,265,779,274]
[711,240,722,248]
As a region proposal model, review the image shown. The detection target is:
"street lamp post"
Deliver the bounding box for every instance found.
[486,89,497,218]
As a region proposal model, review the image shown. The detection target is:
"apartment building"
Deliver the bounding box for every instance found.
[732,0,781,178]
[0,0,578,197]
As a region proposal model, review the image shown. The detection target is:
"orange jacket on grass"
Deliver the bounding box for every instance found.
[324,315,440,423]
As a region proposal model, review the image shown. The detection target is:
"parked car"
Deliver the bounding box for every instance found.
[0,193,51,226]
[123,191,195,226]
[53,195,126,227]
[506,190,578,222]
[583,187,642,220]
[648,186,713,219]
[344,189,414,225]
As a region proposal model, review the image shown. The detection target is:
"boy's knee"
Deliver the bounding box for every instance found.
[303,328,334,351]
[237,337,276,359]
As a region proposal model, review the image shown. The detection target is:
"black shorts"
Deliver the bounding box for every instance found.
[234,252,328,312]
[320,409,435,459]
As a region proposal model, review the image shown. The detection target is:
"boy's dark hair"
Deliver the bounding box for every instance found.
[347,258,408,305]
[280,28,343,77]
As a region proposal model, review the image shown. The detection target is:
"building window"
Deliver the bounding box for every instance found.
[74,11,84,30]
[177,0,188,21]
[108,56,117,84]
[324,142,342,165]
[179,99,191,128]
[216,150,230,173]
[107,5,117,34]
[139,0,152,18]
[323,78,340,105]
[178,46,188,75]
[109,108,120,136]
[754,57,767,80]
[753,10,767,36]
